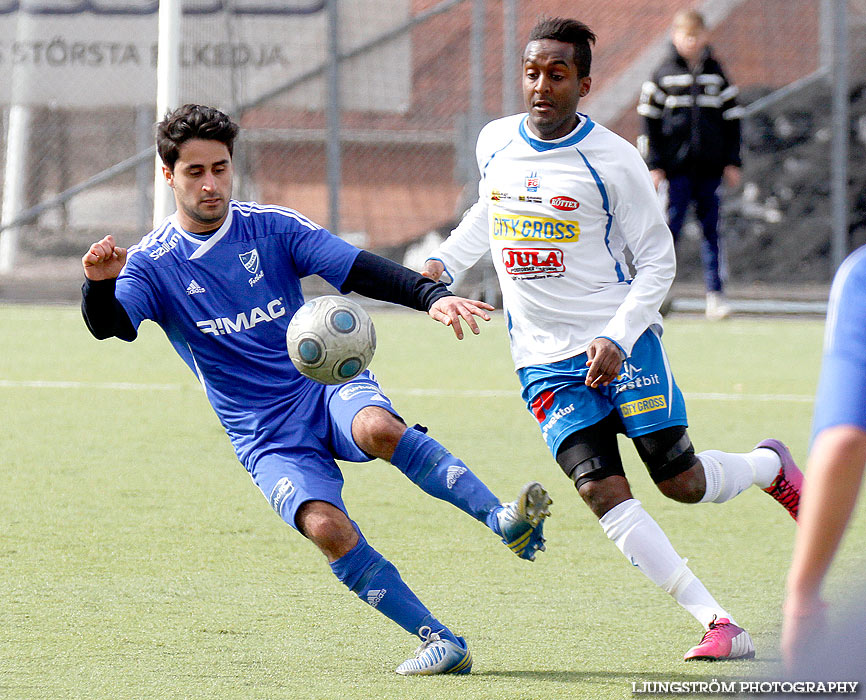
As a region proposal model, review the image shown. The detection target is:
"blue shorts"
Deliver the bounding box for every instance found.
[245,371,401,530]
[518,329,688,457]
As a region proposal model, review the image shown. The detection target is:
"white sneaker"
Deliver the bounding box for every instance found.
[395,626,472,675]
[705,292,732,320]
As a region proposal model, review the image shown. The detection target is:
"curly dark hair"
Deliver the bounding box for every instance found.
[156,104,240,170]
[528,17,597,78]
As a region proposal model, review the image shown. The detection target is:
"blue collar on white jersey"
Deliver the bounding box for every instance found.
[518,114,595,151]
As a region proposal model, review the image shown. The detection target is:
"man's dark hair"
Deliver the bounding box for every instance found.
[528,17,596,78]
[156,104,240,170]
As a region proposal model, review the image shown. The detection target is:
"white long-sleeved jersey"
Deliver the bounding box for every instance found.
[431,113,676,370]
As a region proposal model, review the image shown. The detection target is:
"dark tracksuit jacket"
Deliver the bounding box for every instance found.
[638,44,742,178]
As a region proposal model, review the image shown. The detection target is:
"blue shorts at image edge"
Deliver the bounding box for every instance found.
[518,329,688,457]
[248,370,401,529]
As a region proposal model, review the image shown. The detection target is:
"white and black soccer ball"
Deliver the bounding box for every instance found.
[286,296,376,385]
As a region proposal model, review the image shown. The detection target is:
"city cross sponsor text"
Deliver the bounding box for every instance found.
[490,211,579,242]
[619,395,667,418]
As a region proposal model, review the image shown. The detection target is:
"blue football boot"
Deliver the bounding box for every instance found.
[494,481,552,561]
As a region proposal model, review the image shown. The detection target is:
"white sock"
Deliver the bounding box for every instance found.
[749,446,784,488]
[699,447,782,503]
[599,499,732,628]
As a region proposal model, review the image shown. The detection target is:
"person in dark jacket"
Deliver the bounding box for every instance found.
[638,9,743,320]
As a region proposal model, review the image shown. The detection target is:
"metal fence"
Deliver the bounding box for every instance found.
[0,0,862,296]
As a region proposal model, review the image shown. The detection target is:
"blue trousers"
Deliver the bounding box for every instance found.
[667,174,725,293]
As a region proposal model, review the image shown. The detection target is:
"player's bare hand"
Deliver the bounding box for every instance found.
[585,337,624,388]
[83,235,127,281]
[428,296,494,340]
[421,259,445,282]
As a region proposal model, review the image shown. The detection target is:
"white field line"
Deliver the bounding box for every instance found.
[0,379,183,391]
[0,379,814,403]
[682,392,813,403]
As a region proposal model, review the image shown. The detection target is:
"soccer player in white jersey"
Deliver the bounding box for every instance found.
[423,18,802,661]
[80,104,553,675]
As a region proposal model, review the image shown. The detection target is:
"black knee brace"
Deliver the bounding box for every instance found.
[632,425,697,484]
[555,412,626,490]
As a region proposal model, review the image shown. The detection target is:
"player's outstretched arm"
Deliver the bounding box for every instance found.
[341,250,493,340]
[428,296,493,340]
[82,235,127,281]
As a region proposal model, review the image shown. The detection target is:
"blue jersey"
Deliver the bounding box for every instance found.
[812,245,866,438]
[115,200,360,462]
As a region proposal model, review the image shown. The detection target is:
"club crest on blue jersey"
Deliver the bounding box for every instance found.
[239,249,260,274]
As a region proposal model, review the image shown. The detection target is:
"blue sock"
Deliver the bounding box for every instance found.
[329,530,458,644]
[390,425,501,524]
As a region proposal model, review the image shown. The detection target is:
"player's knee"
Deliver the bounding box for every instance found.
[351,406,406,459]
[556,436,623,494]
[577,476,633,518]
[655,463,705,503]
[633,426,700,499]
[556,419,627,517]
[557,444,629,516]
[296,501,358,560]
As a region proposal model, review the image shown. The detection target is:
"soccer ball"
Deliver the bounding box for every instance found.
[286,295,376,385]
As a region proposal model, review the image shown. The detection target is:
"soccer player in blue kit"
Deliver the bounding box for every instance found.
[782,245,866,669]
[424,17,803,661]
[80,104,553,676]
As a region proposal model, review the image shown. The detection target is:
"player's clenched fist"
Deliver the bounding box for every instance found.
[82,235,127,281]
